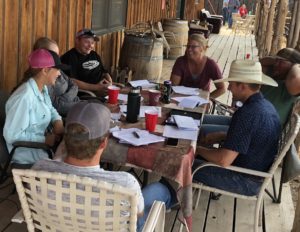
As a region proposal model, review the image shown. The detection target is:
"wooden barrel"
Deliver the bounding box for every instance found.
[119,34,163,82]
[163,19,189,59]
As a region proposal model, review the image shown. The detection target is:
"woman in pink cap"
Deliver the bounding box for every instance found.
[3,49,66,165]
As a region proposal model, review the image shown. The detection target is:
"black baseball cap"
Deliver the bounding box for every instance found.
[76,28,99,42]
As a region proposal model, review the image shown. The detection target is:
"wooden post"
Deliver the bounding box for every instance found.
[270,0,288,55]
[287,0,298,47]
[254,1,262,45]
[258,1,270,58]
[289,0,300,48]
[262,0,277,56]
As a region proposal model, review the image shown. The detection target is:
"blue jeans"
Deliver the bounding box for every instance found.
[222,7,228,25]
[137,182,177,231]
[192,159,262,196]
[228,9,237,28]
[201,114,231,136]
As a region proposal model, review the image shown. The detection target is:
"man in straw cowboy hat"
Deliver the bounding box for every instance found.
[193,60,281,196]
[200,48,300,146]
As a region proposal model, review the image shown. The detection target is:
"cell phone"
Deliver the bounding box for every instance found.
[166,138,179,146]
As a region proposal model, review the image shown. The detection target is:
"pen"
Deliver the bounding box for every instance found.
[133,131,140,138]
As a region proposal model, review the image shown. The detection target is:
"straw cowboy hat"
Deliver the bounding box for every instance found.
[214,60,278,87]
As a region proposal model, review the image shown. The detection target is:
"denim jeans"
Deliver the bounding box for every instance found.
[228,9,238,28]
[192,159,262,196]
[137,181,177,231]
[228,12,233,28]
[222,7,228,25]
[201,114,231,136]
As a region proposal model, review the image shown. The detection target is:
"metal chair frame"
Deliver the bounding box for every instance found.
[193,113,300,232]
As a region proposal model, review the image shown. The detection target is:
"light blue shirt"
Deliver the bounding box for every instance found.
[4,78,61,164]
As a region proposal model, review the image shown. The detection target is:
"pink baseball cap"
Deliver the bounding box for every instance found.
[28,49,69,70]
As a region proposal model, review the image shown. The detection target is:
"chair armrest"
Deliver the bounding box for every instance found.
[210,15,223,19]
[78,89,97,97]
[210,98,235,115]
[142,201,166,232]
[12,141,53,158]
[192,162,272,179]
[78,89,106,102]
[13,141,51,150]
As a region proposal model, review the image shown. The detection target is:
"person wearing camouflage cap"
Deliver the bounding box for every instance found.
[260,47,300,126]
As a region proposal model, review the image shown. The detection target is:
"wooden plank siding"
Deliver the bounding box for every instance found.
[0,0,200,92]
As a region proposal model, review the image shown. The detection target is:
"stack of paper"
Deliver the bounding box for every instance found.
[172,96,209,108]
[112,128,165,146]
[163,125,198,141]
[129,80,157,89]
[119,105,161,117]
[172,86,199,95]
[173,115,198,130]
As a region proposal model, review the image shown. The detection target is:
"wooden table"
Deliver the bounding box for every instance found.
[102,88,209,231]
[56,88,209,231]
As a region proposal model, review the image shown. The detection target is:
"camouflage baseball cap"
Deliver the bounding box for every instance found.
[276,48,300,64]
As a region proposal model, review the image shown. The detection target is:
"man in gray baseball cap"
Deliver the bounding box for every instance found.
[32,101,175,231]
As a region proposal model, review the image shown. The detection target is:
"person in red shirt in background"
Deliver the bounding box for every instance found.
[239,4,248,18]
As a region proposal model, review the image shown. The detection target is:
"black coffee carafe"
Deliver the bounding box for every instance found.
[126,86,141,123]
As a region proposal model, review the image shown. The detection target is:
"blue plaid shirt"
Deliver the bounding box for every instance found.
[223,92,281,171]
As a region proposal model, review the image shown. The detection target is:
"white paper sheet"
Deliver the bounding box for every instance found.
[163,125,198,141]
[112,128,165,146]
[167,116,200,127]
[173,115,198,131]
[129,80,157,89]
[172,96,209,108]
[119,105,162,117]
[172,86,200,95]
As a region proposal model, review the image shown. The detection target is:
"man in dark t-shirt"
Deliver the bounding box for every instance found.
[61,29,112,95]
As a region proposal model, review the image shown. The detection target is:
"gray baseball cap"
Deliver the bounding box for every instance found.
[65,101,111,140]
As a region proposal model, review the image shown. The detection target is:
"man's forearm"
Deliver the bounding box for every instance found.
[196,146,238,167]
[210,88,226,99]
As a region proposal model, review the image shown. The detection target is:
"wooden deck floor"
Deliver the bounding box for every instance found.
[162,27,295,231]
[0,27,295,232]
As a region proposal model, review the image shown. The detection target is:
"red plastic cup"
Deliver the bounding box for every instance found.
[145,110,158,132]
[148,89,161,106]
[246,53,250,59]
[108,86,120,104]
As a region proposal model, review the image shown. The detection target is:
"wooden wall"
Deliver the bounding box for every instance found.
[0,0,94,91]
[0,0,198,92]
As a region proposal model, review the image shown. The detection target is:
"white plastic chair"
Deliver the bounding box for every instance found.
[12,169,165,232]
[192,113,300,232]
